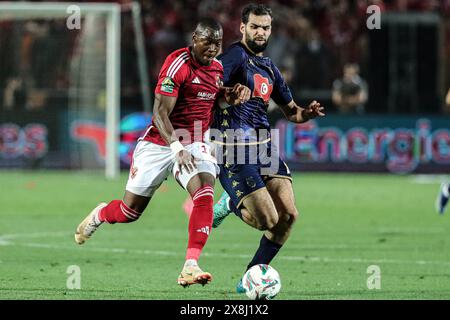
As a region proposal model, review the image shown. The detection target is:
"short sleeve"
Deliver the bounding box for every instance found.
[155,51,189,97]
[270,62,293,106]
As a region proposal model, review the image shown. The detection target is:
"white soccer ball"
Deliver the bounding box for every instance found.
[242,264,281,300]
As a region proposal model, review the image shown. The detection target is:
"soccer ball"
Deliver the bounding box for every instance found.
[242,264,281,300]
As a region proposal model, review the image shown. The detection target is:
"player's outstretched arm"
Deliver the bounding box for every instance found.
[153,93,196,174]
[279,100,325,123]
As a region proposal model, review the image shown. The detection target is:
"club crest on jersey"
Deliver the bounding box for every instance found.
[215,74,223,88]
[161,77,175,93]
[253,74,273,103]
[246,176,257,188]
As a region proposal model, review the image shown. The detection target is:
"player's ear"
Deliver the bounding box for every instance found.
[240,22,245,36]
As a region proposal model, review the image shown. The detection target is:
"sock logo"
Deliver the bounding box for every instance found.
[196,226,210,235]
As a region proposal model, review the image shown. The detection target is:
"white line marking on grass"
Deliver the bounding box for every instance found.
[3,237,450,267]
[0,231,68,240]
[410,175,449,184]
[21,242,179,256]
[0,239,11,246]
[0,231,68,247]
[375,227,446,234]
[279,255,450,266]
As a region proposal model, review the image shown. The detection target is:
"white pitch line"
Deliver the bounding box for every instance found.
[21,242,179,257]
[0,231,69,240]
[3,240,450,268]
[410,174,449,184]
[0,239,11,246]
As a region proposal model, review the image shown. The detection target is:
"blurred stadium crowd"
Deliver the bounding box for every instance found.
[0,0,449,113]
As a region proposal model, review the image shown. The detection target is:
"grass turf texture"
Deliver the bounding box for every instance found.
[1,171,450,299]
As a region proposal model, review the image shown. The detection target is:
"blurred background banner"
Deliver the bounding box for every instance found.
[0,0,449,175]
[275,115,450,174]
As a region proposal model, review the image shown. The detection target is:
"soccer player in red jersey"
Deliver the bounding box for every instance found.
[74,18,250,287]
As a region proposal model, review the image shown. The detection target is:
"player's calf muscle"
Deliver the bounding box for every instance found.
[123,191,150,214]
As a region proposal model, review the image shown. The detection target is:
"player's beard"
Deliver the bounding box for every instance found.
[245,34,268,54]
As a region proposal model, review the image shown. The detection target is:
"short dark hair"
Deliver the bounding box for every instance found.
[241,3,273,24]
[195,17,222,33]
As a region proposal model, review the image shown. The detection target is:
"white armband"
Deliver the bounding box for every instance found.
[170,141,185,154]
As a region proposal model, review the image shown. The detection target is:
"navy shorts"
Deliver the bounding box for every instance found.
[217,141,292,208]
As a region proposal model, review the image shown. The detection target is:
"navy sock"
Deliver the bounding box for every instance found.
[246,235,282,271]
[229,198,243,220]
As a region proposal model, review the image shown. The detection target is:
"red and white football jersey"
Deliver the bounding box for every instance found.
[141,47,223,146]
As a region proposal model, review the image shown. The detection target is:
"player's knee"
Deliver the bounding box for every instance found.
[258,213,279,230]
[267,215,279,229]
[281,209,299,225]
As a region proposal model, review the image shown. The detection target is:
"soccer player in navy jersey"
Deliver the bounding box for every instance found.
[211,3,325,293]
[436,183,450,214]
[74,18,250,287]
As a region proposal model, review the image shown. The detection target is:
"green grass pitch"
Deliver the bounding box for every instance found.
[1,171,449,299]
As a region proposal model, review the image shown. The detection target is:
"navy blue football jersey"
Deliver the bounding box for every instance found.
[213,42,293,143]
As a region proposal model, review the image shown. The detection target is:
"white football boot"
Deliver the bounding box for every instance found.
[75,203,107,245]
[177,260,212,287]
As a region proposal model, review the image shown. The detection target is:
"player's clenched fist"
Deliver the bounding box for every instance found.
[223,83,251,105]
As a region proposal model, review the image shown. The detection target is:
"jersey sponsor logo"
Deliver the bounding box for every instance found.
[161,77,175,93]
[192,76,201,84]
[253,74,273,103]
[197,92,216,100]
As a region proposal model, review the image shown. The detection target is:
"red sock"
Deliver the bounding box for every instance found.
[98,200,142,224]
[186,186,214,261]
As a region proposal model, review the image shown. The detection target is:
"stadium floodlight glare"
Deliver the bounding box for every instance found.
[0,2,121,179]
